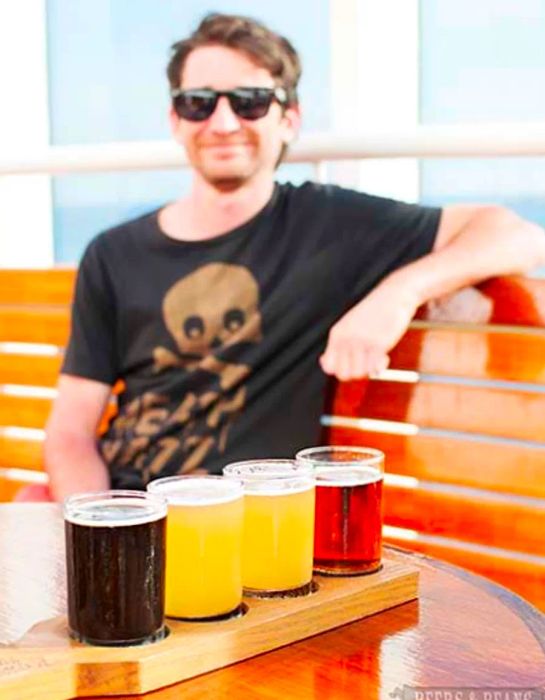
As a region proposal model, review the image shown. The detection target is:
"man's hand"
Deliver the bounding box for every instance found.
[320,278,419,381]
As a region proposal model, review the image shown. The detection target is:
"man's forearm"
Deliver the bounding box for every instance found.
[321,207,545,380]
[386,206,545,308]
[44,433,110,502]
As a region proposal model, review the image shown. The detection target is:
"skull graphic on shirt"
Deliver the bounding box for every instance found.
[101,263,263,481]
[153,262,262,386]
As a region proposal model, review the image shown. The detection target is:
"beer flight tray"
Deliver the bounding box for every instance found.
[0,556,418,700]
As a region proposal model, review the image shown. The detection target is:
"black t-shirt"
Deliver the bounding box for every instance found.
[62,181,440,488]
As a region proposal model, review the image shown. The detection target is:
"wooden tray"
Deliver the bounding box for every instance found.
[0,557,418,700]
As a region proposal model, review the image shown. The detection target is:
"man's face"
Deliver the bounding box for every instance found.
[170,45,300,191]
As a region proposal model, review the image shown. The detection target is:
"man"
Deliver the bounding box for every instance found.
[41,13,545,501]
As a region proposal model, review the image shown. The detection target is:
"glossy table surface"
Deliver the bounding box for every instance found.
[0,504,544,700]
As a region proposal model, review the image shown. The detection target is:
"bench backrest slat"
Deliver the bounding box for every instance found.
[0,269,75,305]
[0,307,70,345]
[416,276,545,327]
[384,531,545,609]
[330,378,545,442]
[326,426,545,500]
[384,481,545,556]
[391,326,545,383]
[0,352,63,387]
[0,431,43,471]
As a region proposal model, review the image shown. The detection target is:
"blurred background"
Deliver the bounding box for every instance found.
[1,0,545,266]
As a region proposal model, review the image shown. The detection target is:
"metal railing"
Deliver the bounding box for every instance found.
[2,123,545,180]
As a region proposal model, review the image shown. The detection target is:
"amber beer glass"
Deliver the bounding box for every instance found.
[147,476,244,620]
[64,490,167,646]
[223,460,315,596]
[296,447,384,575]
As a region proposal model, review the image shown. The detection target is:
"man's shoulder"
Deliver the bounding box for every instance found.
[77,207,161,272]
[281,181,438,222]
[92,207,160,249]
[280,180,377,208]
[281,180,341,201]
[279,181,394,225]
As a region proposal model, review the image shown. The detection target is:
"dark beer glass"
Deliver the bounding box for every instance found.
[64,490,167,646]
[296,447,384,575]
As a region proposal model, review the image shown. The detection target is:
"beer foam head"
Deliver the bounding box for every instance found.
[64,491,167,527]
[147,475,243,506]
[315,466,383,487]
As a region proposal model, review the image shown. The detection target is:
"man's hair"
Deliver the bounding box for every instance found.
[167,13,302,105]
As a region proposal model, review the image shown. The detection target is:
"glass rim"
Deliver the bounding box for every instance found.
[295,446,384,468]
[147,474,244,505]
[63,489,168,526]
[235,475,315,495]
[314,467,384,486]
[223,460,314,495]
[223,459,313,480]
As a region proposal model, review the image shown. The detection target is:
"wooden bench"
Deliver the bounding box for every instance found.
[1,269,545,609]
[0,269,74,499]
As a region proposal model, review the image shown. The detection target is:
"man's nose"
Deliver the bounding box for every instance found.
[208,96,240,133]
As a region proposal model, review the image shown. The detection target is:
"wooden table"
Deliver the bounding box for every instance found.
[1,504,544,700]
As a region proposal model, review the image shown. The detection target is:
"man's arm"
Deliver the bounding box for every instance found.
[320,204,545,380]
[44,375,112,501]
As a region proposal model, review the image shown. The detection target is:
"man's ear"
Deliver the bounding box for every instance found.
[281,103,302,144]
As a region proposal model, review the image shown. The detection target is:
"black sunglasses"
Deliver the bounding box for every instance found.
[170,86,289,122]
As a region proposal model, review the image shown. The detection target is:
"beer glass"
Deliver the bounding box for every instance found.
[223,460,315,597]
[147,476,244,620]
[296,446,384,575]
[64,490,167,646]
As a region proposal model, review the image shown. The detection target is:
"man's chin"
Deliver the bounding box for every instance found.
[209,177,248,193]
[199,167,253,192]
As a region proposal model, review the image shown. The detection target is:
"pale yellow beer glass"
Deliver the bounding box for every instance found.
[223,460,315,597]
[147,476,244,620]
